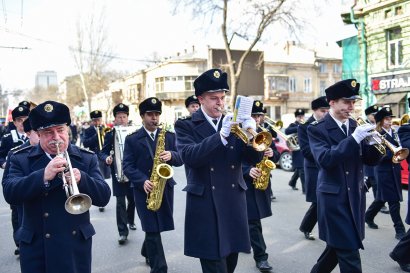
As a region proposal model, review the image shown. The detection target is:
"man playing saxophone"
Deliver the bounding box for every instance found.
[123,97,182,273]
[242,100,280,272]
[174,68,263,273]
[2,101,111,273]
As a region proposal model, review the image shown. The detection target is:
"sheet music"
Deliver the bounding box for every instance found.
[233,95,254,122]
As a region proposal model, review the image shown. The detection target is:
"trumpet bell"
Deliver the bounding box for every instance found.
[65,193,92,215]
[252,131,273,152]
[392,147,409,163]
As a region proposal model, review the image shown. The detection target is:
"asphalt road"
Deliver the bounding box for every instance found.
[0,166,408,273]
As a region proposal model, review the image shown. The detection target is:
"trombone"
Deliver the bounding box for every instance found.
[356,117,409,163]
[264,116,300,151]
[55,141,92,215]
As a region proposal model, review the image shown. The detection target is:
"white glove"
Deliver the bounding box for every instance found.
[241,116,257,132]
[352,123,376,143]
[220,113,234,138]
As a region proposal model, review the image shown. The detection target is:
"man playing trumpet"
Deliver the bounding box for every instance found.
[2,101,111,273]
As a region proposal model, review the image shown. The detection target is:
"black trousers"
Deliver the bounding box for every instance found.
[141,232,167,273]
[200,253,239,273]
[299,202,317,233]
[11,205,19,246]
[310,245,361,273]
[289,167,305,192]
[116,193,135,236]
[391,229,410,264]
[365,200,405,233]
[249,220,268,262]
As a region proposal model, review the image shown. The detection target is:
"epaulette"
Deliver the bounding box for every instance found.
[2,133,10,138]
[78,147,95,154]
[178,115,191,120]
[12,145,32,154]
[310,119,324,126]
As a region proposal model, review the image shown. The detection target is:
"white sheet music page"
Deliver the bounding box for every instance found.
[234,95,254,122]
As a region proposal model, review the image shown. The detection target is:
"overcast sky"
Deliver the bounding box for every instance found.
[0,0,356,91]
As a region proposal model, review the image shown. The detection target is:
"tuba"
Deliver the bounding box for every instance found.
[253,126,276,190]
[264,116,300,151]
[55,141,92,215]
[146,123,174,211]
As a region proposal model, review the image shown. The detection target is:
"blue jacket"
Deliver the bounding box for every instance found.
[99,129,134,197]
[298,115,318,202]
[123,127,182,233]
[285,122,304,168]
[375,129,402,202]
[2,144,111,273]
[83,126,101,153]
[242,131,280,221]
[398,124,410,224]
[307,114,382,250]
[174,109,263,260]
[0,129,27,167]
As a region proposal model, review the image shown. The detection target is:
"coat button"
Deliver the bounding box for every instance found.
[44,192,48,196]
[346,171,349,175]
[348,187,351,191]
[232,184,235,188]
[212,186,215,190]
[44,213,49,218]
[231,165,235,169]
[230,146,234,149]
[210,167,214,171]
[45,233,51,239]
[72,230,77,235]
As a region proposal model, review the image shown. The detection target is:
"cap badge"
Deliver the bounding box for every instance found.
[18,107,23,112]
[255,101,260,107]
[213,70,220,78]
[95,110,99,114]
[193,95,197,99]
[373,105,377,110]
[119,104,124,108]
[151,98,157,104]
[44,104,53,112]
[22,102,28,106]
[351,80,357,88]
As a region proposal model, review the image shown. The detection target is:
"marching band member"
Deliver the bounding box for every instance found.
[99,103,136,245]
[297,96,329,241]
[242,100,280,272]
[364,107,406,240]
[391,102,410,272]
[363,105,379,198]
[83,110,111,212]
[307,79,382,273]
[123,97,182,273]
[174,68,262,273]
[185,94,200,115]
[3,101,111,273]
[285,109,305,191]
[0,105,30,255]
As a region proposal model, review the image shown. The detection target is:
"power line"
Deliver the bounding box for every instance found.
[0,45,30,50]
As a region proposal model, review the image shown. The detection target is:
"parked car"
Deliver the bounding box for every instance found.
[273,133,293,172]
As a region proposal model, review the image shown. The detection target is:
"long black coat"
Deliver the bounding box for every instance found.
[0,129,27,167]
[2,144,111,273]
[375,129,402,202]
[122,128,182,233]
[99,129,133,197]
[242,131,280,221]
[298,115,318,203]
[285,122,304,168]
[307,114,382,250]
[174,109,263,260]
[398,124,410,224]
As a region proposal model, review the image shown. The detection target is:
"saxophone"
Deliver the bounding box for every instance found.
[253,126,276,190]
[146,124,174,211]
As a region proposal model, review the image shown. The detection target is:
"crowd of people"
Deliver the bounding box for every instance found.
[1,69,410,273]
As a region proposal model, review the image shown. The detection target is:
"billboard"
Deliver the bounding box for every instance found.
[209,49,264,96]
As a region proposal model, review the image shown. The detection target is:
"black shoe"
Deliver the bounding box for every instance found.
[380,206,390,214]
[145,257,150,266]
[129,224,137,230]
[270,195,276,202]
[256,260,273,272]
[288,182,298,190]
[14,247,19,255]
[118,235,127,245]
[99,207,105,212]
[365,219,378,229]
[303,231,315,240]
[396,232,406,240]
[391,253,410,273]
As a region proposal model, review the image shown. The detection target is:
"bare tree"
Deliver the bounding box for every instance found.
[70,4,113,112]
[173,0,300,107]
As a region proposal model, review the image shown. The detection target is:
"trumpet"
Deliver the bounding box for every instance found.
[264,116,300,151]
[96,125,111,150]
[356,117,409,163]
[54,141,92,215]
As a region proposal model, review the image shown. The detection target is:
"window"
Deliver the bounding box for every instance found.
[304,78,312,93]
[289,77,296,93]
[319,63,327,73]
[387,28,403,68]
[274,106,281,120]
[320,81,327,96]
[385,9,392,18]
[268,76,288,91]
[395,6,403,16]
[184,76,196,91]
[333,64,341,74]
[155,77,164,92]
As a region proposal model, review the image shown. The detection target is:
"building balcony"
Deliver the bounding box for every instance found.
[266,90,289,100]
[156,90,194,101]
